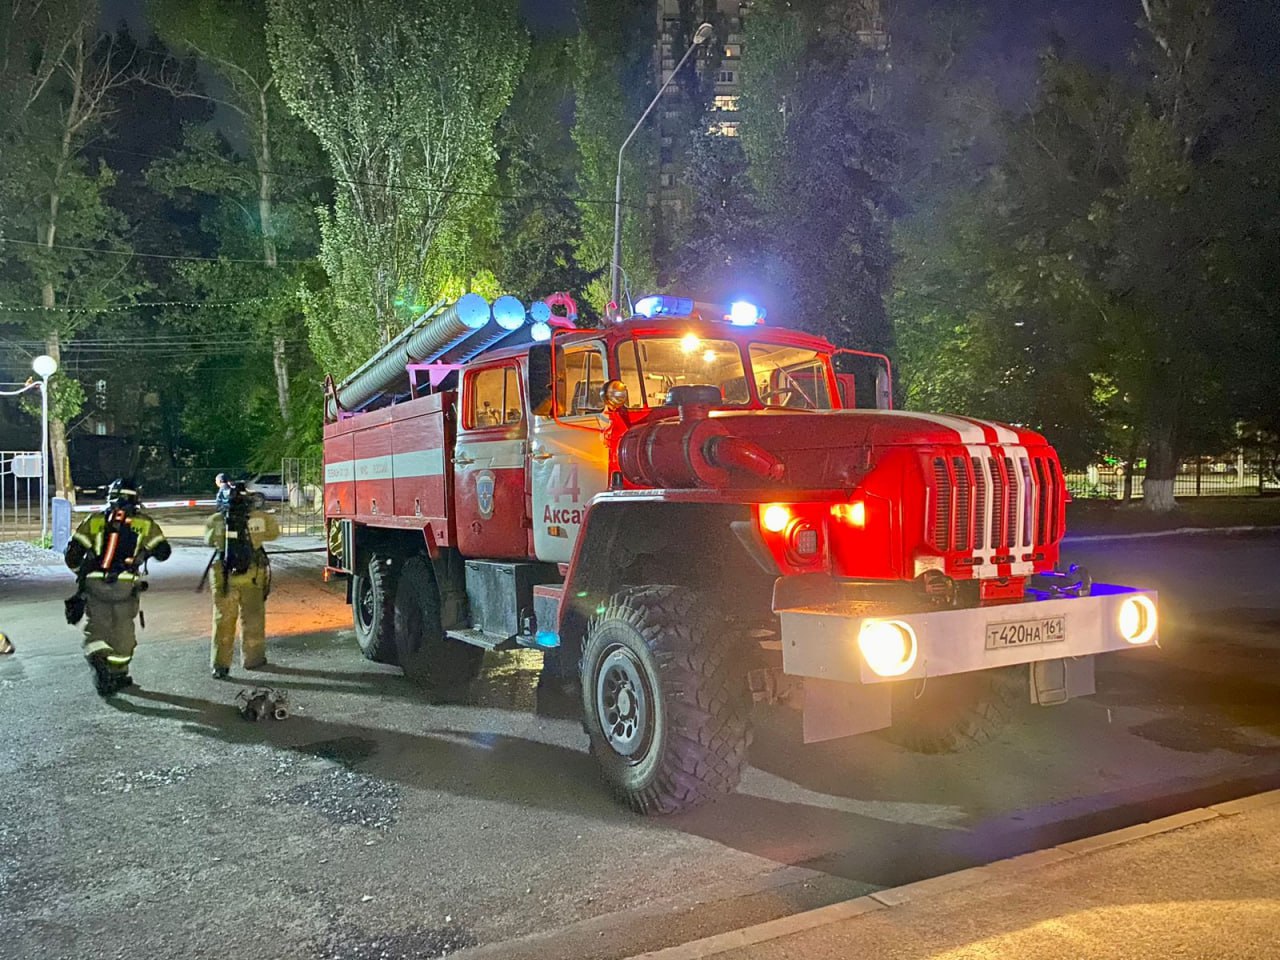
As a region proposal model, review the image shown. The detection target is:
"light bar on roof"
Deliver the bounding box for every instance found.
[635,295,694,318]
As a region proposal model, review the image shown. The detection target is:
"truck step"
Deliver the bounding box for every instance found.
[446,628,517,652]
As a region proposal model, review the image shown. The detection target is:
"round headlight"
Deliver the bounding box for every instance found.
[857,619,918,677]
[1118,595,1157,644]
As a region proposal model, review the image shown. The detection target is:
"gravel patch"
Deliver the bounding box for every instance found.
[314,920,478,960]
[95,765,202,794]
[0,540,64,579]
[269,769,401,831]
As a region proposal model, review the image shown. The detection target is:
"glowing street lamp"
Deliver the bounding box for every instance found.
[32,354,57,542]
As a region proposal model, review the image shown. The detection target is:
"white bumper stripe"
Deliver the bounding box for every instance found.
[780,586,1158,684]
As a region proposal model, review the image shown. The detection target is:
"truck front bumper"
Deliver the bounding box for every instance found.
[778,583,1158,685]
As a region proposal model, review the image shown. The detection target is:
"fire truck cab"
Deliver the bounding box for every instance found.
[324,293,1158,815]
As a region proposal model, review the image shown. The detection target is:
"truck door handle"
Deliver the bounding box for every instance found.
[454,456,475,466]
[530,452,553,461]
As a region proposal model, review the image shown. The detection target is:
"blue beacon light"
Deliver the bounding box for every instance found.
[728,300,765,325]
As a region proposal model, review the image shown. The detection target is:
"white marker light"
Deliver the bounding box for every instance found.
[857,620,918,677]
[530,321,552,342]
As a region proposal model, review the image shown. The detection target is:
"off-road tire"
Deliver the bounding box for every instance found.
[393,556,484,693]
[580,585,751,815]
[352,553,400,665]
[886,666,1025,753]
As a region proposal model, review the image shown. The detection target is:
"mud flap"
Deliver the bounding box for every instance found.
[1031,656,1095,705]
[803,677,892,743]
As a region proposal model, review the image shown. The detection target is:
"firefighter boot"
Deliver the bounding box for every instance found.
[88,653,114,697]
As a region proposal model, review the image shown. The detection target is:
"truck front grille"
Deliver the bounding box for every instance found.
[930,453,1062,554]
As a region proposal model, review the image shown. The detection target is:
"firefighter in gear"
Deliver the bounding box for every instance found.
[204,483,279,679]
[63,480,171,696]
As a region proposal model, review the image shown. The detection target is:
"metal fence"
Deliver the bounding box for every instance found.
[277,456,322,536]
[1065,451,1280,500]
[0,450,42,543]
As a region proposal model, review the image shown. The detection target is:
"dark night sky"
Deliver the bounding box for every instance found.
[98,0,1276,101]
[102,0,581,36]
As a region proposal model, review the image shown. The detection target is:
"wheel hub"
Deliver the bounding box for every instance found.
[596,647,651,758]
[357,579,374,629]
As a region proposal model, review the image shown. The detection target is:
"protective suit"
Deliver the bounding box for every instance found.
[204,491,280,677]
[63,480,170,696]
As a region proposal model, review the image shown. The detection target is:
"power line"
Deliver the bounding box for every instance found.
[12,131,632,208]
[0,236,312,265]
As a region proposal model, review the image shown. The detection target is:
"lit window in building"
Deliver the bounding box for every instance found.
[710,121,740,138]
[723,43,741,59]
[713,95,740,112]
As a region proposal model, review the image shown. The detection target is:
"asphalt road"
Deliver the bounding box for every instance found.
[1,531,1277,960]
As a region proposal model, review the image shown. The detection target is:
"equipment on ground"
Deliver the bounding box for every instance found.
[236,687,289,721]
[320,292,1159,815]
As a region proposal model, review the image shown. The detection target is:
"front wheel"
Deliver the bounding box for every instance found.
[580,585,751,815]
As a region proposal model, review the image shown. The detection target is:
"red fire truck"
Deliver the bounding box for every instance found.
[322,292,1158,814]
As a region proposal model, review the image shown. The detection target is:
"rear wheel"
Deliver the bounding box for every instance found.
[352,553,400,664]
[393,556,484,694]
[580,585,751,815]
[886,667,1025,753]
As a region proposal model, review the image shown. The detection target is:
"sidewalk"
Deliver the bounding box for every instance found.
[632,791,1280,960]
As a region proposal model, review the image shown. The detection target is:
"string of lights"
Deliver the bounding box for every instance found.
[0,296,286,313]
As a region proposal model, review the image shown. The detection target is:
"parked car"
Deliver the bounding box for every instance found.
[244,473,287,507]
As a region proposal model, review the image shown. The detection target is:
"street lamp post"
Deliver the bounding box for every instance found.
[609,21,715,315]
[32,354,57,543]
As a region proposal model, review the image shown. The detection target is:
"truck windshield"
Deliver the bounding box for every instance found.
[618,335,751,408]
[617,336,835,409]
[749,344,833,409]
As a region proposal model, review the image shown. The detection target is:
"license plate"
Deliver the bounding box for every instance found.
[985,616,1066,649]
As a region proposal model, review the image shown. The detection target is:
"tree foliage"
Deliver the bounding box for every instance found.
[570,0,659,313]
[0,1,144,499]
[267,0,527,376]
[891,1,1280,509]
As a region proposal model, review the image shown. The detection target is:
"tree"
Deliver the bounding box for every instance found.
[735,0,901,348]
[0,2,142,501]
[571,0,659,313]
[267,0,527,376]
[669,127,765,298]
[145,0,323,431]
[490,40,590,302]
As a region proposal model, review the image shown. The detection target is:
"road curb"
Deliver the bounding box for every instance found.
[624,788,1280,960]
[1064,524,1280,543]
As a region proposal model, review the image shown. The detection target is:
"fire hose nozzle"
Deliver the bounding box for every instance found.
[705,435,785,481]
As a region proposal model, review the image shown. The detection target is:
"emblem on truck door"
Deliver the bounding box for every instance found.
[476,470,496,520]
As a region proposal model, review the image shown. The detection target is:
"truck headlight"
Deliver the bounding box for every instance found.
[1118,596,1157,644]
[857,619,918,677]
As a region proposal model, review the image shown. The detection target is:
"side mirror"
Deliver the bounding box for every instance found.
[603,380,629,411]
[874,367,891,411]
[528,344,552,414]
